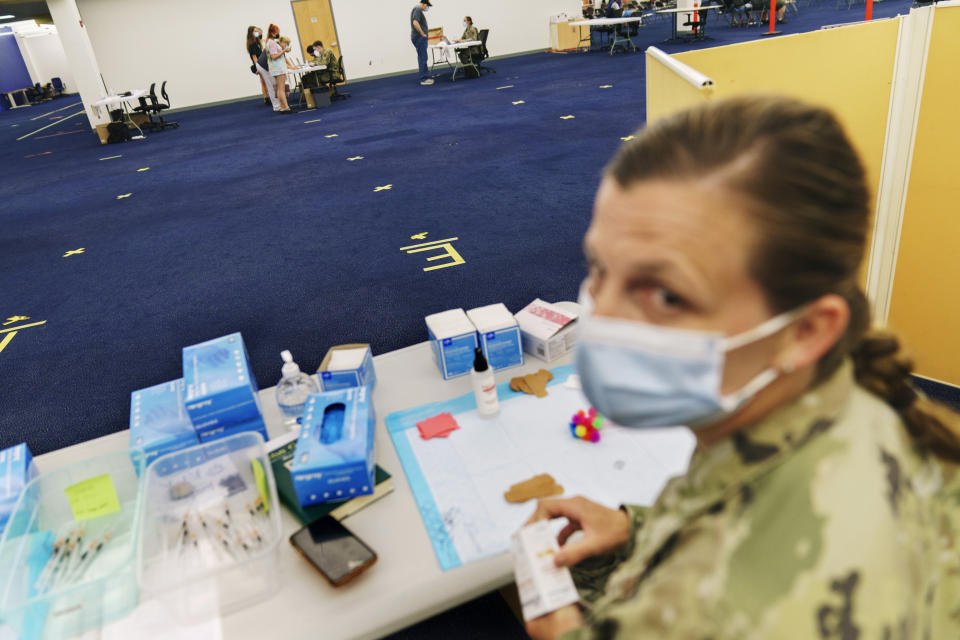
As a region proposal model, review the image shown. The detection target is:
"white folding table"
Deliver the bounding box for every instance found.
[568,17,645,54]
[428,40,482,81]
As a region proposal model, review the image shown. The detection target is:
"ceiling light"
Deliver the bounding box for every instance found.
[0,15,16,20]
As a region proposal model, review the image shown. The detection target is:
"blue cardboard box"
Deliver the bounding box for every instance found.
[291,386,376,506]
[183,332,264,435]
[196,414,268,443]
[318,343,377,392]
[425,309,480,380]
[0,443,37,536]
[467,303,524,371]
[129,379,200,469]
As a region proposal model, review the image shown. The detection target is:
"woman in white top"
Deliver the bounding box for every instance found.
[266,25,293,114]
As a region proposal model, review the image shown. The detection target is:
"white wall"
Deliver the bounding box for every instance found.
[18,30,76,90]
[331,0,580,80]
[73,0,580,111]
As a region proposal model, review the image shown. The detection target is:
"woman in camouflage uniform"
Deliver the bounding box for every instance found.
[526,95,960,640]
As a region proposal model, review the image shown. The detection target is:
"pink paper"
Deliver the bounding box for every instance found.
[417,412,460,440]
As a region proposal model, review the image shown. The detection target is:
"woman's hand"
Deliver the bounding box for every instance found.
[526,604,584,640]
[526,496,631,568]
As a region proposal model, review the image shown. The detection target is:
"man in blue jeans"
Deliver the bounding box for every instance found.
[411,0,433,86]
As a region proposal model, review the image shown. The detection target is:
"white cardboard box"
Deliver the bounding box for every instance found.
[514,299,579,363]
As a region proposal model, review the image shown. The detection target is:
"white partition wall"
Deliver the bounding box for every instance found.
[72,0,580,111]
[16,27,76,90]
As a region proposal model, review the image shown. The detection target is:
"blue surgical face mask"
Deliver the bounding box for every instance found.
[575,285,800,430]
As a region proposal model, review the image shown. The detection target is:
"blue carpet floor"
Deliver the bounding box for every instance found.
[1,0,913,457]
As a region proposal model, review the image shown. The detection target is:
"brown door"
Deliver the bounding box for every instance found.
[292,0,341,63]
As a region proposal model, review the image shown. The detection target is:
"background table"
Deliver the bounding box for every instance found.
[656,5,722,39]
[90,89,147,120]
[428,40,482,81]
[33,329,576,639]
[568,17,644,53]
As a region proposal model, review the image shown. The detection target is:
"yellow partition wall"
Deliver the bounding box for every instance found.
[667,19,900,218]
[888,7,960,385]
[645,53,711,124]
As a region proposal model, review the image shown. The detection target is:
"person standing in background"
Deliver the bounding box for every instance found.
[247,26,278,110]
[411,0,433,86]
[266,25,293,114]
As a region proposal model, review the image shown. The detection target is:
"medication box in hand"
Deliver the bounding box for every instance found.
[317,344,377,392]
[0,443,37,537]
[129,379,200,469]
[291,386,376,506]
[467,303,524,371]
[182,332,265,437]
[425,309,480,379]
[512,520,581,621]
[514,299,579,363]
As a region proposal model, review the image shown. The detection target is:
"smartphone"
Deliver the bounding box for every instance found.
[290,516,377,586]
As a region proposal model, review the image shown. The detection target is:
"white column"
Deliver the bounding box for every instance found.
[45,0,108,126]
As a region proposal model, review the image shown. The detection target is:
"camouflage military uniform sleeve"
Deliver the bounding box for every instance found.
[557,360,960,640]
[463,26,480,41]
[569,505,647,604]
[322,49,337,71]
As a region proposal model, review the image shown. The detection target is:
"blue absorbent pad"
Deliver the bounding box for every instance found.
[291,386,376,506]
[182,332,263,429]
[386,364,572,571]
[128,379,199,470]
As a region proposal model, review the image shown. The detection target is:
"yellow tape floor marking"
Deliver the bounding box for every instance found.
[620,135,635,141]
[560,115,575,119]
[496,85,514,90]
[347,156,364,161]
[30,101,82,121]
[16,110,84,141]
[137,167,150,172]
[304,118,323,123]
[410,232,428,240]
[512,100,525,105]
[63,248,85,258]
[100,155,122,161]
[374,185,393,192]
[599,85,613,88]
[324,134,339,138]
[0,321,46,335]
[0,332,16,355]
[117,193,132,199]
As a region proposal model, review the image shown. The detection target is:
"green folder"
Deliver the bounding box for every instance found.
[269,436,392,525]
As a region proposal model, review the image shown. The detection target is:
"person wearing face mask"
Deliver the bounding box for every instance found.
[246,26,271,106]
[523,95,960,640]
[457,16,479,42]
[265,24,293,114]
[411,0,433,86]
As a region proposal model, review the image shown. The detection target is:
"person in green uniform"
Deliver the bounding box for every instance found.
[524,95,960,640]
[457,16,479,42]
[306,40,338,94]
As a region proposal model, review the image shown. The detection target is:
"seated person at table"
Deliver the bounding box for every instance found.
[307,40,338,88]
[522,96,960,640]
[457,16,479,42]
[606,0,622,16]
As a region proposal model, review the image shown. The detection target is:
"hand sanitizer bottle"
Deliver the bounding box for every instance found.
[276,350,319,431]
[471,347,500,418]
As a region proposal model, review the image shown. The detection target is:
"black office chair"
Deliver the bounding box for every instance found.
[476,29,495,74]
[51,77,65,97]
[136,82,178,131]
[323,56,351,101]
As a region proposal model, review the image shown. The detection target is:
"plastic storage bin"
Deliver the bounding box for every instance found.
[0,451,145,640]
[136,431,281,622]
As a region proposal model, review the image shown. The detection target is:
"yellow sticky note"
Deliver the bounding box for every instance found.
[252,459,269,514]
[64,474,121,521]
